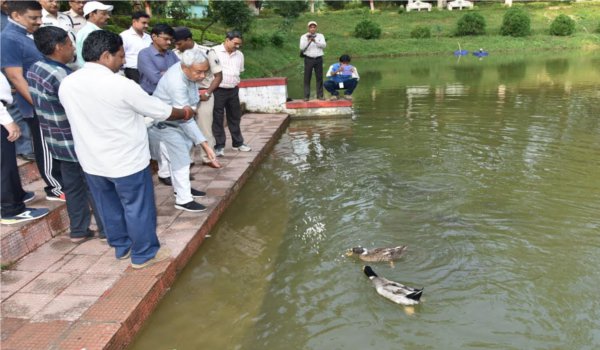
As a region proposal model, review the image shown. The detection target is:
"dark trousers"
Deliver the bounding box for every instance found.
[304,56,324,99]
[1,125,26,217]
[61,160,104,238]
[124,68,140,84]
[25,116,63,196]
[212,87,244,149]
[85,166,159,264]
[324,78,359,96]
[7,101,33,155]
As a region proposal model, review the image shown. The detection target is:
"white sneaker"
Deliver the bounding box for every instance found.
[233,144,252,152]
[215,147,225,157]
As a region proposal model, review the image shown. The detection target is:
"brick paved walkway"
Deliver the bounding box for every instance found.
[0,113,289,350]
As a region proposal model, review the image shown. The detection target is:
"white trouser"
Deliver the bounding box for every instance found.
[159,142,192,204]
[157,142,171,178]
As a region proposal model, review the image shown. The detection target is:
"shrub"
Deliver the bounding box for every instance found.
[270,32,285,47]
[324,0,345,10]
[596,21,600,34]
[398,6,405,14]
[410,25,431,39]
[455,12,486,36]
[247,34,269,49]
[550,14,575,36]
[500,7,531,37]
[354,19,382,39]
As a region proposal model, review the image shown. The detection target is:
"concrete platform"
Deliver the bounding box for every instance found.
[0,113,289,350]
[286,99,353,118]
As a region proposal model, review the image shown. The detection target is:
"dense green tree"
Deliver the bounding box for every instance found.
[210,0,254,33]
[167,0,191,24]
[270,1,308,19]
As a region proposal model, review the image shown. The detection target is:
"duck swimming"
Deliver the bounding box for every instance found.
[363,266,423,306]
[346,246,407,267]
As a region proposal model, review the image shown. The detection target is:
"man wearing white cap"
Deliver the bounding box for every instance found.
[75,0,112,67]
[299,20,326,101]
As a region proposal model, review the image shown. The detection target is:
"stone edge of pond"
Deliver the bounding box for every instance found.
[0,113,290,350]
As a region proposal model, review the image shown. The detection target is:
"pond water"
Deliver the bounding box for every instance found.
[130,52,600,350]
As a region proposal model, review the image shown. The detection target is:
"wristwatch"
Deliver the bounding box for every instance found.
[203,91,212,98]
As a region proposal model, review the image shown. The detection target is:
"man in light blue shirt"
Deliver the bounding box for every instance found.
[149,48,220,213]
[75,1,112,67]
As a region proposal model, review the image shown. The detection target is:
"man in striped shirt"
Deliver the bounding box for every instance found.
[212,31,251,157]
[27,26,104,243]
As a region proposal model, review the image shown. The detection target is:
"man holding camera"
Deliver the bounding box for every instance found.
[299,21,326,101]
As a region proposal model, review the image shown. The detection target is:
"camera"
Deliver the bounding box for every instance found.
[307,34,316,39]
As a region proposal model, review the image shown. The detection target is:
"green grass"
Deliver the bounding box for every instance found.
[107,3,600,78]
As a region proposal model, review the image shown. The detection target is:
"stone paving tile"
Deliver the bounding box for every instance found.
[11,252,63,273]
[1,292,53,319]
[69,238,110,256]
[19,220,52,252]
[55,321,123,350]
[1,320,71,350]
[47,254,99,274]
[1,231,30,265]
[21,272,77,295]
[32,295,98,322]
[0,270,40,299]
[86,250,131,276]
[81,274,160,323]
[61,273,121,297]
[1,317,27,341]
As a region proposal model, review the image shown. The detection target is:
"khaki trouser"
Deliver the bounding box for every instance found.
[195,94,215,163]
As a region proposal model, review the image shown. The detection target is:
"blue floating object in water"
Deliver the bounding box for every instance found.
[454,50,469,56]
[473,49,489,57]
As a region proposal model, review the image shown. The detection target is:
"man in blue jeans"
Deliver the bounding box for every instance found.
[324,54,360,101]
[59,30,195,269]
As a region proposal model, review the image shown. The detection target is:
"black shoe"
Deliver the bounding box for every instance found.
[158,176,172,186]
[191,188,206,198]
[174,200,207,212]
[23,191,35,204]
[174,188,206,198]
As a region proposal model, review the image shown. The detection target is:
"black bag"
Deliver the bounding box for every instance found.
[299,51,305,58]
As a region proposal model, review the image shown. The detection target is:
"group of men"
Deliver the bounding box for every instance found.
[299,20,360,101]
[1,1,251,269]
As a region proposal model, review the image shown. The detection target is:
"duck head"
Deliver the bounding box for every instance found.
[346,246,367,256]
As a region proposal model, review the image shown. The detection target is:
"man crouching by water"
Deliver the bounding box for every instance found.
[148,48,220,213]
[58,30,194,270]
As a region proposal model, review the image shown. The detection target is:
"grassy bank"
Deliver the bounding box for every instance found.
[242,2,600,77]
[107,2,600,78]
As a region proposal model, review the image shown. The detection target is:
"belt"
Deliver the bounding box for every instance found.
[155,121,179,129]
[217,86,238,90]
[305,55,322,59]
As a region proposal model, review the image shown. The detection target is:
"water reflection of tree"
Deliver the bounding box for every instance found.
[545,58,569,77]
[410,66,430,78]
[497,61,527,83]
[453,65,483,84]
[360,70,383,85]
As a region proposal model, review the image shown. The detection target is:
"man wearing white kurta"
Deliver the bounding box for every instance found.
[149,49,219,213]
[59,30,194,269]
[120,11,151,83]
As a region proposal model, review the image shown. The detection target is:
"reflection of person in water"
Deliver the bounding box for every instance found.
[324,54,359,101]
